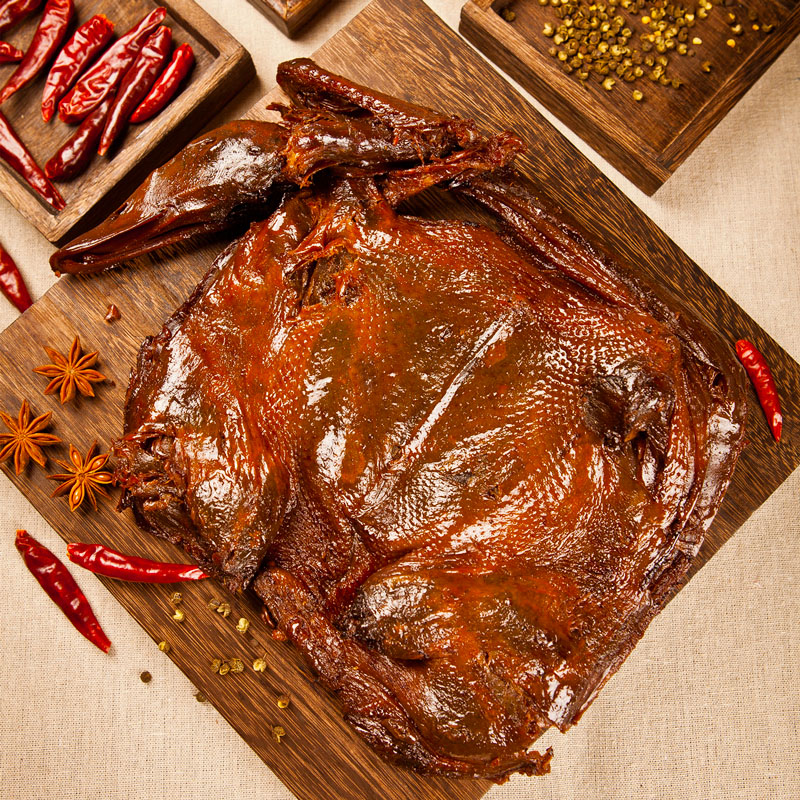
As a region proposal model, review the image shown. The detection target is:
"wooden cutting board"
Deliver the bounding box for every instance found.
[460,0,800,195]
[0,0,253,244]
[1,1,798,799]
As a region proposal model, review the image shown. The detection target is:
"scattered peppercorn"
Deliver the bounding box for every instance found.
[210,658,222,673]
[216,602,231,618]
[272,725,285,743]
[158,640,170,653]
[229,658,244,673]
[218,661,231,676]
[253,657,267,672]
[500,7,516,22]
[195,691,206,702]
[277,693,291,709]
[172,608,185,622]
[208,598,220,610]
[169,591,182,605]
[632,88,644,100]
[236,617,249,634]
[140,670,152,683]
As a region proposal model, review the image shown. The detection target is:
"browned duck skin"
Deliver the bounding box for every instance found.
[456,168,748,543]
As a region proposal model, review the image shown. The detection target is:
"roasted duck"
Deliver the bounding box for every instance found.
[51,59,748,781]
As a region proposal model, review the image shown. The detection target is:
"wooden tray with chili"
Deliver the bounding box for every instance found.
[0,0,253,244]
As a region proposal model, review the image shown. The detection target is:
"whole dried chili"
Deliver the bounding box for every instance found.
[0,110,64,210]
[15,530,112,653]
[98,25,171,157]
[0,0,74,106]
[45,93,112,180]
[67,542,209,583]
[0,241,32,311]
[41,13,114,123]
[130,43,194,124]
[0,40,23,61]
[735,339,782,442]
[0,0,41,35]
[59,6,166,123]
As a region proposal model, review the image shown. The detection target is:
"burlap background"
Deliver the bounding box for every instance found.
[1,1,798,797]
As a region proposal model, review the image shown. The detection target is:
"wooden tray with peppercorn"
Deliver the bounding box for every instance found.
[460,0,800,194]
[2,0,800,798]
[0,0,253,245]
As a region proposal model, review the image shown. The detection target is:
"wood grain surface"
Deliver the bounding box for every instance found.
[1,1,798,799]
[245,0,332,37]
[0,0,254,244]
[460,0,800,194]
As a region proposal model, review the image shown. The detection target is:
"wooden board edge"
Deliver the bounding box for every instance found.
[0,156,59,242]
[459,0,670,194]
[245,0,333,38]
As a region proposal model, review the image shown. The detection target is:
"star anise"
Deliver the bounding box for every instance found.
[0,399,61,474]
[33,336,106,404]
[48,441,114,512]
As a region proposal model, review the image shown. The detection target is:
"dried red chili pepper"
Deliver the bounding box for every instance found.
[0,0,41,35]
[98,26,171,157]
[130,42,194,124]
[0,109,64,209]
[41,13,113,123]
[0,241,32,311]
[0,0,73,106]
[59,6,166,123]
[0,40,23,62]
[67,542,209,583]
[15,530,112,653]
[45,93,111,180]
[735,339,782,442]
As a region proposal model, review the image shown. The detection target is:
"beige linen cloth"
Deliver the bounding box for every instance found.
[1,1,798,798]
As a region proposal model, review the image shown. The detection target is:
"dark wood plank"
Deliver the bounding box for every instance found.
[1,0,798,799]
[0,0,254,244]
[460,0,800,194]
[244,0,332,37]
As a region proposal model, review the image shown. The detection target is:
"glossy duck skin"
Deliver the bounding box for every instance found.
[60,61,747,780]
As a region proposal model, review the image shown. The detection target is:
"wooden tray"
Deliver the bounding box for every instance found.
[245,0,332,37]
[1,0,799,798]
[460,0,800,194]
[0,0,254,245]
